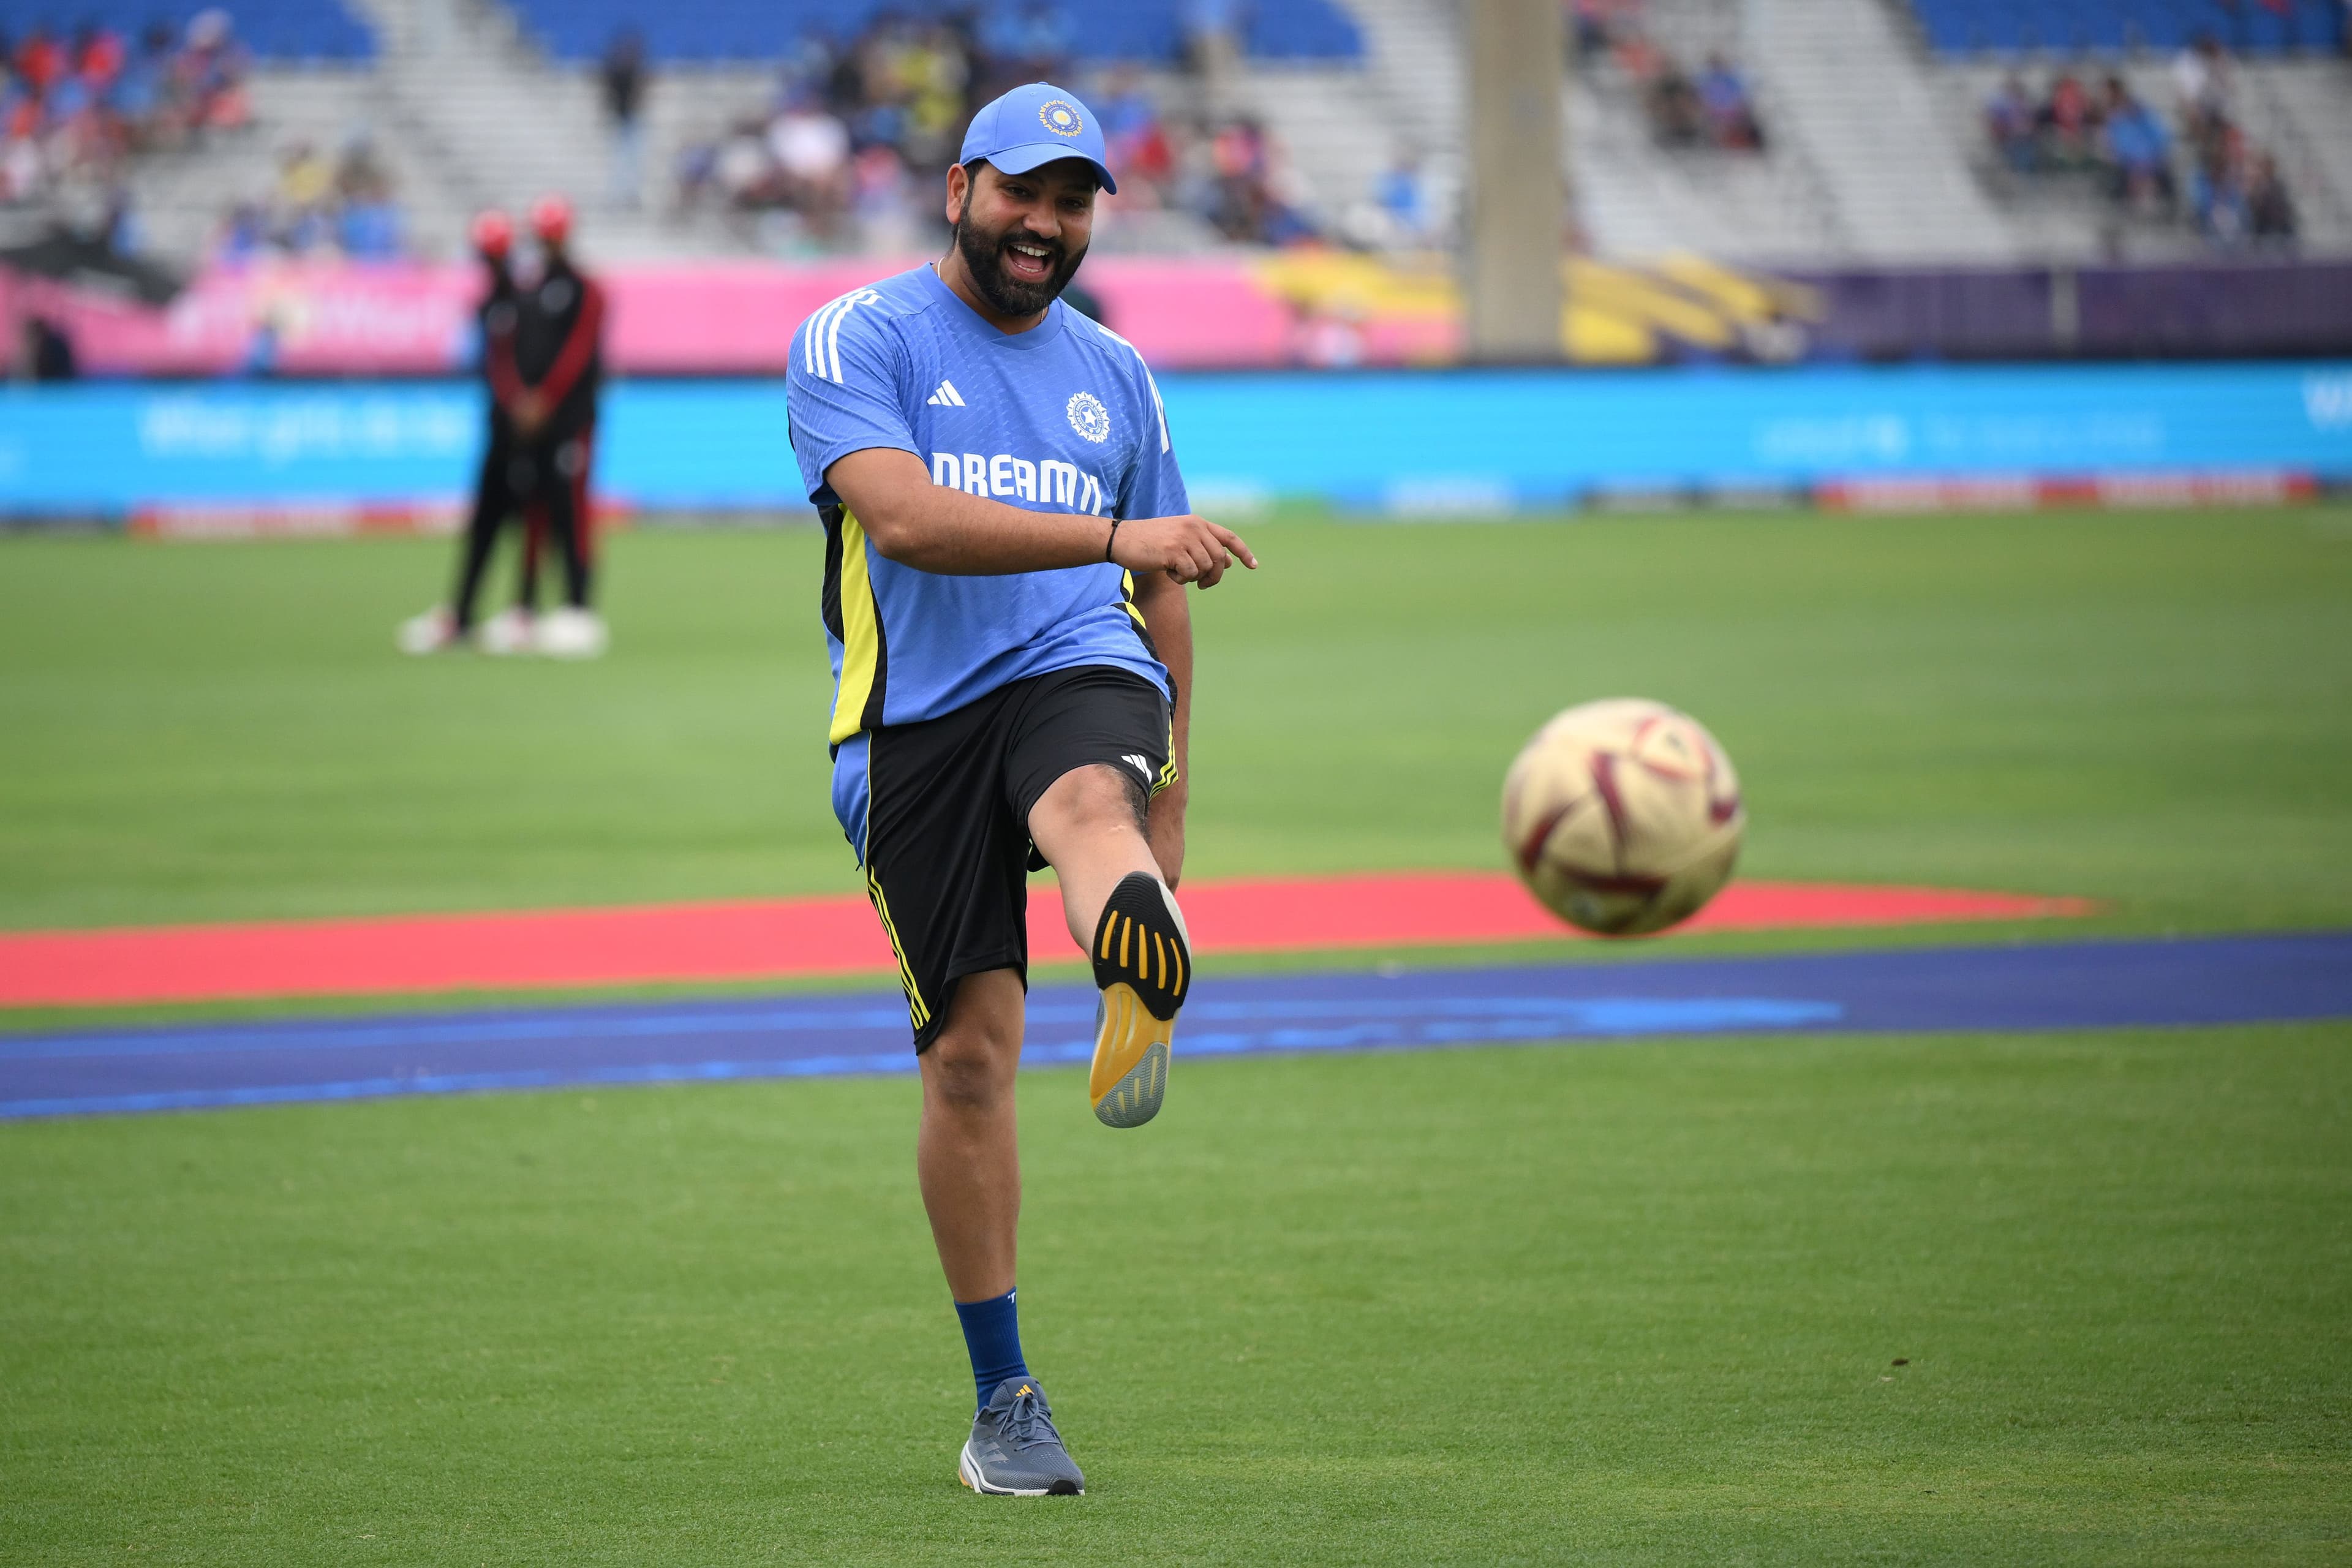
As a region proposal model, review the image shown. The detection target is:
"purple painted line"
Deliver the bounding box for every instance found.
[1,933,2346,1120]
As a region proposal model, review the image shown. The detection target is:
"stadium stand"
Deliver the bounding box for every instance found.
[6,0,2347,270]
[113,66,455,262]
[0,0,372,61]
[1932,55,2351,255]
[329,0,1349,260]
[0,2,427,262]
[1267,0,1847,262]
[1298,0,2350,263]
[496,0,1361,67]
[1909,0,2345,57]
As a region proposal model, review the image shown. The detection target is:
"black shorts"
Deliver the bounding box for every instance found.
[861,664,1174,1050]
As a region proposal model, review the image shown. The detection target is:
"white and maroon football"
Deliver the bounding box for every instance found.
[1501,698,1745,937]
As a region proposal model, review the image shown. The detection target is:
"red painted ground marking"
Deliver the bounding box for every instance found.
[0,875,2094,1011]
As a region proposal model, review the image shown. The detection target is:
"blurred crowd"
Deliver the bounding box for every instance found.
[0,9,251,239]
[671,4,1317,254]
[1982,36,2298,246]
[216,131,405,262]
[0,7,412,267]
[1572,0,1765,152]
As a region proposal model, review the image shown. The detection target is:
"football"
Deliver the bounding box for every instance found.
[1502,698,1746,936]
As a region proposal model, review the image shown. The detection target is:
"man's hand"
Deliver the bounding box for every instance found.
[1111,514,1259,589]
[512,391,547,435]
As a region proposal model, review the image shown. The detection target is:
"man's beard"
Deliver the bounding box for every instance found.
[955,204,1086,318]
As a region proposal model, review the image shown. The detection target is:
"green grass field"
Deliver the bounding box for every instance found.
[3,510,2350,1562]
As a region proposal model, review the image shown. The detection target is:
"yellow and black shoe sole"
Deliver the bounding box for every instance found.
[1089,873,1189,1129]
[1089,983,1171,1129]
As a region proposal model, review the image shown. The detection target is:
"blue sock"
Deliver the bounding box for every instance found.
[953,1289,1030,1413]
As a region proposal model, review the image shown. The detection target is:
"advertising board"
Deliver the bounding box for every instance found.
[4,363,2345,525]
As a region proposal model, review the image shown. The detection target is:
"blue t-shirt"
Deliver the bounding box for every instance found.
[785,263,1188,859]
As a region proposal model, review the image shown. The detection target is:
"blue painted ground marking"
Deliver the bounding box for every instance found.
[1,932,2345,1120]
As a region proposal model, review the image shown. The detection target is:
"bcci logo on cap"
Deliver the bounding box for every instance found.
[1038,100,1084,137]
[1067,391,1110,443]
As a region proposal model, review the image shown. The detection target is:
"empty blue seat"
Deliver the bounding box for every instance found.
[1907,0,2343,53]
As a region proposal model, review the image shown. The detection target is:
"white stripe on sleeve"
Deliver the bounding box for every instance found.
[801,295,846,377]
[825,290,881,383]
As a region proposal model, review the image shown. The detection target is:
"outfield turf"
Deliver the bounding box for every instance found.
[2,508,2350,1561]
[2,508,2350,941]
[4,1027,2347,1564]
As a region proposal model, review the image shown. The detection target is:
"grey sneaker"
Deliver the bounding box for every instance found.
[957,1376,1085,1496]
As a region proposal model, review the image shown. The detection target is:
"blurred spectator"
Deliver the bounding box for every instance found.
[2097,77,2173,214]
[2037,70,2097,170]
[1096,66,1157,145]
[768,86,851,241]
[1097,65,1174,205]
[111,25,175,133]
[336,173,402,259]
[899,21,974,168]
[1363,143,1437,249]
[1643,53,1703,147]
[1985,74,2038,173]
[2171,33,2231,131]
[277,139,330,207]
[74,23,124,99]
[213,130,408,263]
[273,138,333,249]
[1204,116,1313,243]
[217,200,269,262]
[177,10,251,134]
[1568,0,1643,65]
[13,312,75,380]
[1694,53,1763,149]
[2190,140,2248,243]
[15,26,64,96]
[1180,0,1245,89]
[601,28,646,209]
[2247,151,2296,243]
[850,141,919,254]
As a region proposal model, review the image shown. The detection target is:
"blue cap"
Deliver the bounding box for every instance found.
[957,81,1118,195]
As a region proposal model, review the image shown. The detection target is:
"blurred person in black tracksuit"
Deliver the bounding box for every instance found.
[500,194,609,658]
[399,208,548,656]
[399,197,608,658]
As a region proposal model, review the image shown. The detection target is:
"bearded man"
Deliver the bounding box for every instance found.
[783,82,1257,1496]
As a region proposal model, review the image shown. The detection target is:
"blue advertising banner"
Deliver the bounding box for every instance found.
[2,363,2347,518]
[1167,361,2352,510]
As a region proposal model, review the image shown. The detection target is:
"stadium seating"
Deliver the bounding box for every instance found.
[499,0,1360,66]
[0,0,373,61]
[1909,0,2345,56]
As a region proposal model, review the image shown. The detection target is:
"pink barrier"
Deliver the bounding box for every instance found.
[2,254,1304,376]
[608,257,1290,370]
[0,260,480,375]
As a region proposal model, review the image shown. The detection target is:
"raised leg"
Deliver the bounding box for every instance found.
[1028,764,1161,947]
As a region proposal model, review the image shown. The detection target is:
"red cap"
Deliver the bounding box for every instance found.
[529,194,573,245]
[470,209,513,260]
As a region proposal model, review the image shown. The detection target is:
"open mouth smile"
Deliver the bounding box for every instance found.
[1003,239,1057,283]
